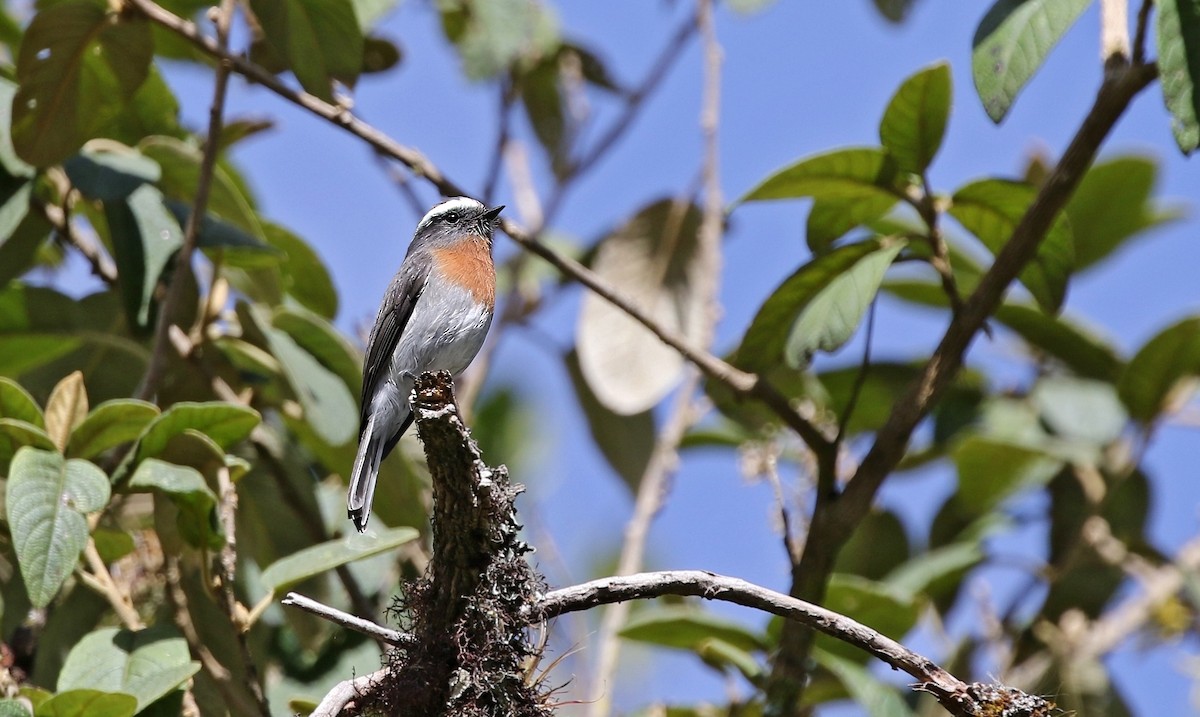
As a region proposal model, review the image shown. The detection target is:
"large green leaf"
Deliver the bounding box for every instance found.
[64,145,161,202]
[247,0,364,101]
[104,184,184,331]
[949,178,1073,313]
[259,526,418,592]
[0,285,83,376]
[971,0,1092,123]
[0,173,32,245]
[884,541,984,600]
[0,377,44,427]
[738,147,905,204]
[736,237,904,372]
[1118,317,1200,422]
[879,61,952,175]
[1065,156,1183,271]
[262,222,338,318]
[1158,0,1200,153]
[5,447,110,608]
[35,690,136,717]
[126,458,221,549]
[133,401,260,463]
[11,2,153,166]
[0,418,56,472]
[805,195,898,255]
[439,0,560,81]
[953,436,1063,516]
[619,607,768,652]
[138,136,263,238]
[58,625,200,713]
[67,399,159,459]
[993,302,1123,381]
[272,306,361,396]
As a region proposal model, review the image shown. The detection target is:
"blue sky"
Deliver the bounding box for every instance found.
[147,0,1200,713]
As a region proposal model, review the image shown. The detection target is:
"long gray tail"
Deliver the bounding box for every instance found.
[347,412,387,533]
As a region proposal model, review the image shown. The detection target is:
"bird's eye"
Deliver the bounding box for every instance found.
[443,210,460,223]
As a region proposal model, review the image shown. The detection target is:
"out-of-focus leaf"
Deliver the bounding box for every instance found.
[139,136,262,238]
[0,418,56,472]
[695,637,764,684]
[104,184,184,331]
[11,2,153,166]
[67,399,159,459]
[815,648,915,717]
[0,175,31,243]
[879,61,951,175]
[133,402,260,463]
[815,575,919,662]
[949,178,1073,313]
[164,198,281,267]
[0,700,31,717]
[439,0,560,81]
[1158,0,1200,153]
[953,436,1062,516]
[216,117,275,151]
[64,145,161,202]
[471,387,535,474]
[127,458,221,549]
[262,222,339,319]
[620,607,768,652]
[44,370,87,452]
[806,196,898,254]
[58,625,200,713]
[35,690,136,717]
[884,541,984,599]
[272,306,359,394]
[565,350,655,491]
[5,447,110,608]
[971,0,1092,123]
[736,237,903,372]
[353,0,398,29]
[1066,156,1184,270]
[577,199,715,414]
[727,0,778,13]
[0,79,33,178]
[1118,317,1200,422]
[0,214,52,287]
[92,527,135,563]
[362,35,402,74]
[0,285,83,376]
[518,52,570,178]
[100,66,183,145]
[994,302,1123,381]
[737,147,905,204]
[0,377,43,426]
[260,527,418,592]
[247,0,364,100]
[1033,376,1127,445]
[835,509,910,581]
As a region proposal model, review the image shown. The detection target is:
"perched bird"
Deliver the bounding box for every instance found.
[347,197,503,532]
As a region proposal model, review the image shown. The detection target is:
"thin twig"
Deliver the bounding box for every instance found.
[129,0,833,454]
[310,669,388,717]
[1132,0,1153,65]
[37,200,117,286]
[81,540,143,629]
[135,0,236,402]
[283,592,414,647]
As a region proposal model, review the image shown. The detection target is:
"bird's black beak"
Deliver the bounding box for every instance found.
[481,205,504,224]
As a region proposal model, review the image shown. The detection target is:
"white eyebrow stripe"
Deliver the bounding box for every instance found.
[416,197,485,233]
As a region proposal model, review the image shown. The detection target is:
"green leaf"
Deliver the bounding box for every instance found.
[949,178,1073,313]
[0,377,44,427]
[805,195,898,254]
[104,184,184,331]
[736,238,904,372]
[879,61,952,175]
[361,35,402,74]
[439,0,560,81]
[0,175,32,244]
[835,509,910,582]
[260,526,418,592]
[565,350,655,491]
[884,541,984,600]
[815,575,919,662]
[971,0,1092,123]
[272,306,361,395]
[5,447,110,608]
[163,198,281,267]
[1032,376,1127,445]
[11,2,153,166]
[517,51,570,177]
[263,221,338,318]
[127,458,221,549]
[953,436,1063,516]
[248,305,357,446]
[0,79,35,178]
[1158,0,1200,152]
[0,419,56,472]
[58,625,200,713]
[67,399,159,459]
[138,136,263,238]
[35,690,136,717]
[98,66,183,146]
[694,637,764,683]
[0,699,31,717]
[815,648,915,717]
[737,147,904,204]
[620,607,768,652]
[134,402,260,463]
[0,214,52,287]
[0,285,83,376]
[247,0,364,101]
[993,302,1123,381]
[63,145,161,202]
[1066,156,1183,270]
[1118,317,1200,422]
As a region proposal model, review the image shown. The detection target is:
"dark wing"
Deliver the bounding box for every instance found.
[359,252,431,437]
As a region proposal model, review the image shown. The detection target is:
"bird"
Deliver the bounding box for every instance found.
[347,196,503,532]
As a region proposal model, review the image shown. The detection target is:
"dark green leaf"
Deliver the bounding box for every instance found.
[1066,155,1184,270]
[835,509,910,581]
[815,575,919,662]
[566,350,655,491]
[134,401,260,462]
[216,117,275,151]
[58,625,200,712]
[879,61,951,175]
[362,35,402,74]
[806,195,897,254]
[871,0,922,23]
[884,541,984,599]
[68,399,159,459]
[737,147,904,204]
[12,2,153,166]
[0,174,32,242]
[0,418,56,472]
[993,302,1123,381]
[0,377,44,426]
[1118,317,1200,422]
[736,237,903,372]
[260,526,418,592]
[163,198,281,267]
[104,184,183,331]
[949,178,1073,313]
[0,214,51,287]
[694,637,764,684]
[971,0,1092,123]
[99,66,183,145]
[63,145,160,202]
[5,447,110,608]
[0,285,83,376]
[262,222,339,318]
[518,53,570,178]
[127,458,221,549]
[1157,0,1200,152]
[620,607,768,652]
[35,690,136,717]
[138,136,262,236]
[247,0,364,100]
[92,527,135,563]
[272,306,360,394]
[953,436,1062,516]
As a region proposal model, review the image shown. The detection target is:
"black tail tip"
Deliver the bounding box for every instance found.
[348,509,369,533]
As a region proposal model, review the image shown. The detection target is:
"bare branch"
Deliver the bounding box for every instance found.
[310,669,388,717]
[283,592,414,647]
